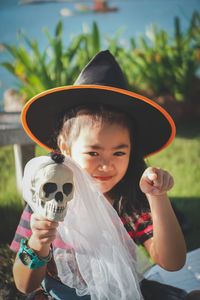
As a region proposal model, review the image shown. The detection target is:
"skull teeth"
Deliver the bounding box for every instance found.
[46,203,65,214]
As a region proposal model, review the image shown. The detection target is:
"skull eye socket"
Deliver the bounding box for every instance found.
[63,183,73,196]
[43,183,57,197]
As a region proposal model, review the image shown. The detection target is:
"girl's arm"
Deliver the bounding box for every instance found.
[13,214,58,293]
[140,167,187,271]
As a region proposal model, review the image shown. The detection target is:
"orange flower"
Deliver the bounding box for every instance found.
[196,49,200,62]
[155,53,162,63]
[0,44,5,51]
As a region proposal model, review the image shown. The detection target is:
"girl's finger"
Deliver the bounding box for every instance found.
[160,171,173,191]
[152,172,174,195]
[159,171,168,190]
[31,229,57,244]
[150,168,162,188]
[35,220,58,230]
[31,214,58,230]
[168,176,174,190]
[31,235,56,246]
[35,228,57,237]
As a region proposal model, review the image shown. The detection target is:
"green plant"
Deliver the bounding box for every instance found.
[104,26,126,57]
[74,22,101,67]
[124,11,200,101]
[1,13,200,103]
[0,21,102,100]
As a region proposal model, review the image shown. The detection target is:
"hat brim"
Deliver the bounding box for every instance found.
[21,85,176,158]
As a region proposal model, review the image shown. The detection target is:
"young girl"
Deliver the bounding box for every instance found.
[11,50,189,299]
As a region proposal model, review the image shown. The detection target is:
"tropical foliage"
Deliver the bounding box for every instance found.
[1,11,200,102]
[121,11,200,101]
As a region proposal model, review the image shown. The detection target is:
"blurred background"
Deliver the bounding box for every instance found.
[0,0,200,299]
[1,0,200,106]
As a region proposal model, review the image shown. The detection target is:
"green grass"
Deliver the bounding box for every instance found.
[147,119,200,198]
[147,119,200,251]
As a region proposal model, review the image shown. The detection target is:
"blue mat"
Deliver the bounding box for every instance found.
[144,248,200,292]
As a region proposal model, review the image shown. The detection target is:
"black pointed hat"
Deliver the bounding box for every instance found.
[22,50,175,157]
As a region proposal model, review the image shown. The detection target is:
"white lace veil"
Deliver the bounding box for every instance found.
[23,156,152,299]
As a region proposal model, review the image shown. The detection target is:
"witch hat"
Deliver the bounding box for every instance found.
[21,50,175,157]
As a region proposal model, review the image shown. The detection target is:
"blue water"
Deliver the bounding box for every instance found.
[0,0,200,110]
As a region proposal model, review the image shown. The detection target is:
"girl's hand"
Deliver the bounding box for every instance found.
[28,213,58,256]
[139,167,174,196]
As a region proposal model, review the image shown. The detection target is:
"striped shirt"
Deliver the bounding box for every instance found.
[10,204,153,252]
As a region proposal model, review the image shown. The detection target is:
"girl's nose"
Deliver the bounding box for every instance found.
[98,159,113,172]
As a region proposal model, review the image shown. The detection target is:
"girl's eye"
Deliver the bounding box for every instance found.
[114,151,126,156]
[87,152,99,157]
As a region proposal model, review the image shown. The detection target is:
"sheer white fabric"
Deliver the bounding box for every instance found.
[23,156,152,299]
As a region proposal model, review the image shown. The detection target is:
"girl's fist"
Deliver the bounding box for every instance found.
[29,213,58,253]
[139,167,174,196]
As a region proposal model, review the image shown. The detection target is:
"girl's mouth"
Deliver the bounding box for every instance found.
[94,176,113,181]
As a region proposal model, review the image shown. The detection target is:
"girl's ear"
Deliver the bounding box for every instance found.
[58,135,70,156]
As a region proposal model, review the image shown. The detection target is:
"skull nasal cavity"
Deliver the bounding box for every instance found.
[55,192,63,202]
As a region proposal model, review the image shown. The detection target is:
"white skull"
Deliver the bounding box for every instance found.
[31,163,74,221]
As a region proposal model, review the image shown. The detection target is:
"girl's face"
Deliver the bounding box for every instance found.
[68,122,131,195]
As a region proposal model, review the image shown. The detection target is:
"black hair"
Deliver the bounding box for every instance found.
[110,134,149,216]
[56,104,150,216]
